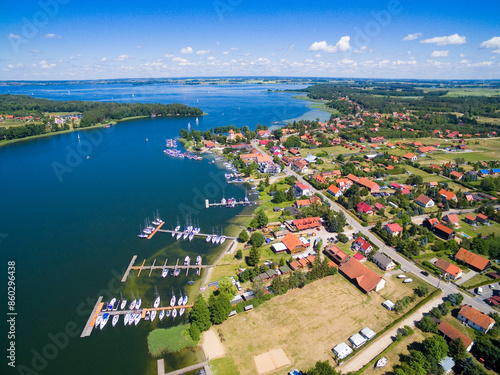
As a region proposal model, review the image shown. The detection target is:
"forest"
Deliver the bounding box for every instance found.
[0,94,203,141]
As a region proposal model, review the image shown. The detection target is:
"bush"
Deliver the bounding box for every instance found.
[415,284,429,297]
[338,233,349,243]
[147,325,196,357]
[417,316,438,333]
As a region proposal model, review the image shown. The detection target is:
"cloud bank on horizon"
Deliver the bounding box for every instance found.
[1,0,499,80]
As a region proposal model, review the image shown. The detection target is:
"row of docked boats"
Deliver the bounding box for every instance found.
[165,139,177,148]
[138,210,163,238]
[171,219,200,242]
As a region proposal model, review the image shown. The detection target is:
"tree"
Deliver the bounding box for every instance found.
[217,276,238,297]
[189,295,211,332]
[417,316,438,333]
[189,322,201,342]
[336,211,347,233]
[286,186,295,201]
[255,210,269,228]
[247,246,260,266]
[448,293,464,306]
[338,233,349,243]
[238,230,249,243]
[422,335,449,361]
[252,278,266,298]
[415,284,429,297]
[283,135,301,148]
[235,249,243,259]
[306,360,339,375]
[208,293,232,324]
[250,232,264,248]
[272,189,286,203]
[449,338,467,361]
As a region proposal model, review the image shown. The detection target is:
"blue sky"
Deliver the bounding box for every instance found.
[1,0,499,80]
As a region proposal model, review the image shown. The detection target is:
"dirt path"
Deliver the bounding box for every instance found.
[338,294,443,373]
[201,240,236,287]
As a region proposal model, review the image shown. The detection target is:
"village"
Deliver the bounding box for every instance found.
[182,96,500,375]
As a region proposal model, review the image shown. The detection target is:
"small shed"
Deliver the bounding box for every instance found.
[349,333,367,349]
[230,296,243,306]
[333,342,352,359]
[244,305,254,311]
[279,265,291,275]
[360,327,376,340]
[439,356,455,374]
[241,291,255,301]
[383,300,395,311]
[228,310,237,317]
[272,243,288,253]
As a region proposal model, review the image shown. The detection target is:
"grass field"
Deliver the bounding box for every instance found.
[455,214,500,239]
[216,271,435,375]
[209,357,240,375]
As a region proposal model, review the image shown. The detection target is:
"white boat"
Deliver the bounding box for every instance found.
[150,310,157,322]
[179,308,185,316]
[178,292,184,305]
[136,298,142,309]
[95,315,102,328]
[172,308,177,319]
[183,232,189,240]
[196,255,202,266]
[154,296,161,308]
[175,225,181,232]
[176,232,182,240]
[376,357,388,368]
[134,314,141,326]
[189,233,194,241]
[124,314,130,325]
[159,309,165,321]
[129,299,137,310]
[145,311,150,321]
[403,278,413,283]
[397,275,406,279]
[220,236,226,244]
[211,235,217,244]
[100,313,109,330]
[184,256,190,266]
[112,315,119,327]
[171,231,176,237]
[166,309,171,318]
[206,235,211,242]
[108,298,116,310]
[170,295,176,307]
[162,268,169,278]
[182,295,188,305]
[120,300,127,310]
[174,268,180,276]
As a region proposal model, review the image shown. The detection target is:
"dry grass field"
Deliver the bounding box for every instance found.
[216,271,433,375]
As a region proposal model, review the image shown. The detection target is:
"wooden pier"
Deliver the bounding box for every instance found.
[156,229,237,241]
[205,198,257,209]
[147,221,164,239]
[80,296,103,338]
[158,360,210,375]
[121,255,216,283]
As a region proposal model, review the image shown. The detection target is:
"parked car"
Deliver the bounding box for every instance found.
[420,271,429,276]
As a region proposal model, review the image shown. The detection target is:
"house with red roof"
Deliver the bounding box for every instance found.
[352,236,374,255]
[384,223,403,236]
[339,258,385,293]
[281,233,307,254]
[415,194,434,208]
[476,213,489,225]
[403,153,417,161]
[454,248,490,272]
[438,321,474,352]
[258,130,271,138]
[434,259,463,280]
[293,182,312,197]
[357,202,374,216]
[353,252,366,262]
[458,305,496,333]
[442,214,460,227]
[374,202,385,210]
[327,184,342,198]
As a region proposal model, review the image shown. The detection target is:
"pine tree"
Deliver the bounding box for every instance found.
[247,246,260,266]
[208,293,232,325]
[189,295,211,332]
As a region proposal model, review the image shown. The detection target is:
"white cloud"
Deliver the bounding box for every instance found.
[459,53,466,58]
[136,45,142,49]
[196,50,211,56]
[222,51,230,55]
[460,59,470,64]
[7,64,14,69]
[164,53,174,58]
[8,34,21,39]
[402,33,422,41]
[100,57,107,62]
[338,58,357,66]
[467,61,493,67]
[315,54,321,58]
[44,33,60,38]
[354,46,372,54]
[493,50,500,54]
[116,55,134,61]
[392,60,416,65]
[431,50,448,57]
[308,36,351,53]
[180,46,193,54]
[420,34,466,46]
[480,37,500,54]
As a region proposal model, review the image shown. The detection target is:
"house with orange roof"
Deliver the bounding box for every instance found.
[324,245,349,265]
[415,194,434,208]
[428,181,439,187]
[432,223,455,240]
[321,170,341,179]
[476,213,489,224]
[454,248,490,272]
[327,184,342,198]
[339,258,385,293]
[403,152,417,161]
[313,174,327,185]
[458,305,495,333]
[292,217,321,231]
[442,214,460,227]
[439,189,457,202]
[292,160,308,173]
[336,178,353,190]
[294,196,321,208]
[438,321,474,352]
[464,214,476,225]
[281,233,307,254]
[449,171,463,181]
[434,259,462,280]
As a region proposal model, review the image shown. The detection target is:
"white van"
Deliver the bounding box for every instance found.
[476,287,483,295]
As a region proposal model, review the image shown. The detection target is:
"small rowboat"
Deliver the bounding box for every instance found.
[376,357,388,368]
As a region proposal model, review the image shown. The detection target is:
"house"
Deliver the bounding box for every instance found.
[374,202,385,211]
[353,252,366,262]
[415,194,435,208]
[339,258,385,293]
[360,327,376,340]
[313,174,327,185]
[333,342,352,360]
[357,202,374,216]
[292,217,321,230]
[403,152,417,161]
[327,184,342,198]
[352,237,374,255]
[438,321,474,352]
[454,248,490,272]
[457,305,496,333]
[476,213,489,224]
[292,160,308,173]
[294,196,321,208]
[434,259,463,280]
[464,214,476,225]
[321,170,342,179]
[349,333,367,349]
[293,183,312,197]
[372,251,396,271]
[384,223,403,237]
[324,245,349,265]
[258,129,271,138]
[440,357,455,375]
[271,243,288,253]
[304,153,317,164]
[439,189,457,202]
[432,224,455,240]
[281,233,307,254]
[449,171,464,181]
[205,141,216,148]
[428,181,439,187]
[258,161,281,174]
[336,178,353,190]
[442,214,460,227]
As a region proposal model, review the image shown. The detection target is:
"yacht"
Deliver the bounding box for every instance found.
[376,357,388,368]
[100,313,109,330]
[159,309,165,321]
[129,299,137,310]
[112,315,119,327]
[220,236,226,244]
[95,315,103,328]
[166,309,171,318]
[195,255,202,266]
[113,300,120,311]
[176,232,182,240]
[120,300,127,310]
[175,225,181,232]
[154,296,161,308]
[170,294,176,307]
[174,268,180,277]
[189,233,194,241]
[182,294,188,305]
[150,310,157,322]
[108,298,116,311]
[162,268,169,278]
[178,291,184,305]
[397,275,406,279]
[179,307,185,316]
[206,235,211,242]
[403,278,413,283]
[172,308,177,319]
[136,298,142,309]
[144,311,150,321]
[171,230,176,237]
[184,256,190,266]
[183,232,189,240]
[124,314,130,325]
[134,314,141,326]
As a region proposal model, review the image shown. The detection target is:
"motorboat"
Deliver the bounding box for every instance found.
[154,296,161,308]
[196,255,202,266]
[145,311,150,321]
[184,256,190,266]
[150,310,157,322]
[101,303,108,312]
[112,315,119,327]
[397,275,406,279]
[159,309,165,321]
[100,313,109,329]
[108,298,116,310]
[376,357,388,368]
[120,300,127,310]
[403,278,413,283]
[174,268,180,277]
[113,300,120,311]
[166,309,171,318]
[162,268,169,278]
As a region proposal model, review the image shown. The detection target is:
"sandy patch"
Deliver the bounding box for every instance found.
[202,328,226,360]
[254,348,291,374]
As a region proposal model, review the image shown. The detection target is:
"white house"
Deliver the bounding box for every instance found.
[349,333,367,349]
[457,305,496,334]
[293,183,312,197]
[360,327,376,340]
[415,194,435,208]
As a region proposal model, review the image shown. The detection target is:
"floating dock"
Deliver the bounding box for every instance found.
[159,360,210,375]
[156,229,237,241]
[147,221,164,239]
[80,296,103,338]
[205,198,257,209]
[121,255,216,282]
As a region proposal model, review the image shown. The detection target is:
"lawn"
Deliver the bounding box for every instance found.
[216,270,435,375]
[209,357,240,375]
[456,214,500,239]
[460,273,494,289]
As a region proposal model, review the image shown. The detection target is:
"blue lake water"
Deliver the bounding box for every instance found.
[0,83,328,374]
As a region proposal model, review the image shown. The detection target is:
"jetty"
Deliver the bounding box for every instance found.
[121,255,216,282]
[156,228,237,241]
[80,296,103,338]
[158,359,211,375]
[205,198,257,209]
[147,221,164,239]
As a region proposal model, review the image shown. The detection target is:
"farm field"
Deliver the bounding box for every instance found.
[216,272,435,375]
